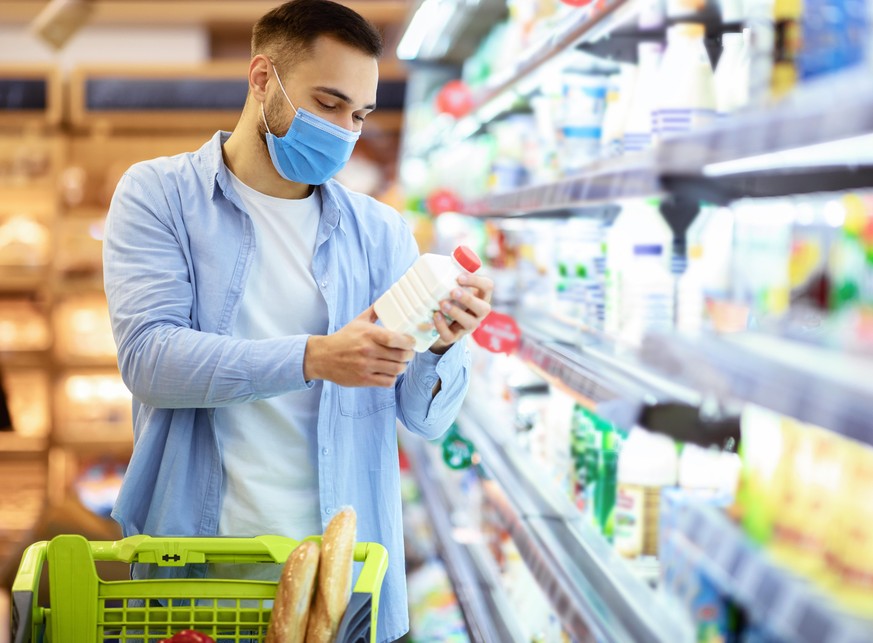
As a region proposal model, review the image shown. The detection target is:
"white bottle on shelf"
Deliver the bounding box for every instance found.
[714,31,751,115]
[603,200,675,342]
[600,64,638,159]
[622,42,664,154]
[374,245,482,352]
[614,427,679,559]
[652,23,717,143]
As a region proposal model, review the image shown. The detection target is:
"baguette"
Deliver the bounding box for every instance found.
[305,507,357,643]
[265,540,320,643]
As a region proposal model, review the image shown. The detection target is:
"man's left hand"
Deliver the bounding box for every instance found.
[430,272,494,354]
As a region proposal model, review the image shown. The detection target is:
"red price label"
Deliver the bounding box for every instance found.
[472,312,521,354]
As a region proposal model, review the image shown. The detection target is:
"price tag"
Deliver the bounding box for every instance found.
[473,311,521,354]
[442,424,475,470]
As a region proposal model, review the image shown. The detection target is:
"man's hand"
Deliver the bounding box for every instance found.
[304,305,415,388]
[430,273,495,354]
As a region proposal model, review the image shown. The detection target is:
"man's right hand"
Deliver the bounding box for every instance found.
[303,305,416,388]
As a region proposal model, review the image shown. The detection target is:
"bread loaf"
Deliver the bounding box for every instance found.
[265,540,320,643]
[305,507,357,643]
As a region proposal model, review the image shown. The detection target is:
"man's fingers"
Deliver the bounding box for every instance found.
[446,287,491,319]
[372,358,408,377]
[355,304,378,323]
[438,301,478,330]
[458,274,495,302]
[433,311,457,343]
[370,326,416,350]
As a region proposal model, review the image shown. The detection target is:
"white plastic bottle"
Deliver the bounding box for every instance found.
[623,42,664,154]
[714,31,751,115]
[603,200,674,342]
[614,428,679,559]
[600,64,638,159]
[652,23,717,143]
[374,246,482,352]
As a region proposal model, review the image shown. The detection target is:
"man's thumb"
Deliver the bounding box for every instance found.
[356,304,378,323]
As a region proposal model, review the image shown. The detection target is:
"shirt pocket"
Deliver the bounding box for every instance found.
[338,386,396,419]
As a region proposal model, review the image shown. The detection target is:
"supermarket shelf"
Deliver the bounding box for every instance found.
[406,0,636,158]
[462,154,662,217]
[516,313,700,417]
[577,14,741,65]
[469,0,633,116]
[638,331,873,447]
[658,69,873,176]
[403,434,528,643]
[458,401,692,643]
[675,502,872,643]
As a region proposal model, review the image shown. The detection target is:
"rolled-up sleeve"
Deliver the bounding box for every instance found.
[396,339,471,440]
[104,170,312,409]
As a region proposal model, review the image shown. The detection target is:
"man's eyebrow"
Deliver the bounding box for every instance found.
[313,86,377,110]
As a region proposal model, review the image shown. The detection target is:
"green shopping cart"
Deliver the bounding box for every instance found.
[11,533,388,643]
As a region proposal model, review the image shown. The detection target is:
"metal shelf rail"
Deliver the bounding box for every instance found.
[403,433,528,643]
[457,401,694,643]
[638,331,873,448]
[675,502,872,643]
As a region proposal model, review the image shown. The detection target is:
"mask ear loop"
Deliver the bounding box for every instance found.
[261,60,298,135]
[270,61,298,115]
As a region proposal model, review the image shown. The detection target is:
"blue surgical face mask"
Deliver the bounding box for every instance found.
[262,63,360,185]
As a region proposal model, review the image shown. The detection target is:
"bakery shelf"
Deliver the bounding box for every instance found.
[0,433,48,454]
[456,401,693,643]
[638,330,873,448]
[674,501,872,643]
[403,433,529,643]
[0,267,50,293]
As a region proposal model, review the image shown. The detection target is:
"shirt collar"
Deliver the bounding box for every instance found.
[200,130,346,234]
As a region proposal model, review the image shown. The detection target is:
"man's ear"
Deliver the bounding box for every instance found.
[249,55,271,102]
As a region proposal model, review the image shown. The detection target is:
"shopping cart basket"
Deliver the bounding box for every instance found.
[11,533,388,643]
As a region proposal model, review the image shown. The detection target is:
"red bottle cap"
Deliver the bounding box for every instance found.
[453,246,482,273]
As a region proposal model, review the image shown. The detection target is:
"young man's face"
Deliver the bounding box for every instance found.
[263,35,379,136]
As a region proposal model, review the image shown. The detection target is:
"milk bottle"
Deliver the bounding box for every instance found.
[652,23,717,142]
[714,31,751,115]
[374,246,483,352]
[623,42,664,154]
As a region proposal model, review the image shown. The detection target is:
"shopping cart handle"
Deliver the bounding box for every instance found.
[10,541,47,643]
[90,534,303,566]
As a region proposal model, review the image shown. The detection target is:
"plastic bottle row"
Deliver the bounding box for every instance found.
[465,190,872,351]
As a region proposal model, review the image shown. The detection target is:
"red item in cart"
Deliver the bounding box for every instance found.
[159,630,216,643]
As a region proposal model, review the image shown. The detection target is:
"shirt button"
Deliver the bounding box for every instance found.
[322,447,329,456]
[320,280,327,289]
[326,508,333,515]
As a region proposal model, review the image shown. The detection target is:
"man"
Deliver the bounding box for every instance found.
[102,1,493,641]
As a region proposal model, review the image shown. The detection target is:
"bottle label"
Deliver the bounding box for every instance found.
[652,108,716,136]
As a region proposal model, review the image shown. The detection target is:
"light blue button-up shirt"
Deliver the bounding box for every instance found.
[103,131,470,643]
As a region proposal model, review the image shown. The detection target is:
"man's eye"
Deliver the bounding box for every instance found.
[316,100,337,110]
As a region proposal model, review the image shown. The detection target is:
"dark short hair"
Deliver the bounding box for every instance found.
[252,0,383,70]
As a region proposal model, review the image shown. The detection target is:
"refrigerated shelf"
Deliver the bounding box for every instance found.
[452,69,873,216]
[639,331,873,448]
[456,400,693,643]
[675,501,872,643]
[406,0,636,159]
[515,314,700,425]
[403,433,528,643]
[462,154,662,217]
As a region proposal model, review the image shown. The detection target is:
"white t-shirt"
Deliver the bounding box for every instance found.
[217,171,327,545]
